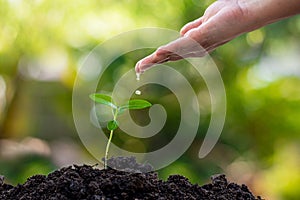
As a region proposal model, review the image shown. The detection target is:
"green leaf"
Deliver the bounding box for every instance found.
[119,99,152,112]
[107,120,118,131]
[89,93,116,109]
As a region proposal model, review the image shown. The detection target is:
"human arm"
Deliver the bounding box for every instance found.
[135,0,300,73]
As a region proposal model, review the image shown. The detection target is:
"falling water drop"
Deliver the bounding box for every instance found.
[136,72,140,81]
[135,90,141,95]
[135,72,141,95]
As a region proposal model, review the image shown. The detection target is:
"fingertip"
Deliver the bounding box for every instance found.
[180,18,203,36]
[135,45,175,73]
[135,60,141,73]
[180,24,190,36]
[135,56,154,73]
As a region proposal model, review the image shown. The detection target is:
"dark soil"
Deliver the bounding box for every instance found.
[0,157,262,200]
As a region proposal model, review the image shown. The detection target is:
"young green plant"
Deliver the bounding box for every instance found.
[89,93,152,169]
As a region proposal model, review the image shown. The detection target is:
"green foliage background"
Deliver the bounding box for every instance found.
[0,0,300,199]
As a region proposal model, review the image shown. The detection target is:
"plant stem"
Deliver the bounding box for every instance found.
[104,108,118,169]
[104,129,114,169]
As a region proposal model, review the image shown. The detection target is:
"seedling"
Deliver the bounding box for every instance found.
[89,93,152,169]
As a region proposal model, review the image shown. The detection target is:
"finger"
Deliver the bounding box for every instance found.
[135,42,181,73]
[180,17,203,36]
[135,48,208,74]
[135,52,170,73]
[135,36,208,73]
[135,54,155,74]
[157,36,206,58]
[166,49,208,61]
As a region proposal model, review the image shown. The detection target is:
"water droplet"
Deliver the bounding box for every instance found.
[136,73,140,81]
[135,90,141,95]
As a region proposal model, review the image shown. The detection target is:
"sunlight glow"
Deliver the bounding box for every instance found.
[18,47,68,81]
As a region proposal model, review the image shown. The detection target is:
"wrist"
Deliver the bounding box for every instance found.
[239,0,300,30]
[238,0,271,31]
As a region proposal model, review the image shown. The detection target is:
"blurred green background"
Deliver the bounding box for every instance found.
[1,0,300,199]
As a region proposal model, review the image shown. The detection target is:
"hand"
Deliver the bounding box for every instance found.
[135,0,253,73]
[135,0,300,73]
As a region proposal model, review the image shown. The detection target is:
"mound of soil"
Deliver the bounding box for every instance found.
[0,157,262,200]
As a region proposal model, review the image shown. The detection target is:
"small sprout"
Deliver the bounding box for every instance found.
[90,93,152,169]
[107,120,118,131]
